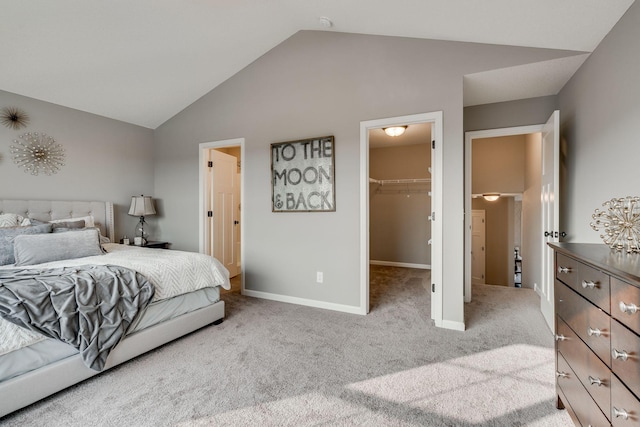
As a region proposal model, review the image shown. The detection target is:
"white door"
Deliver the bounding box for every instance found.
[471,210,486,285]
[540,110,560,331]
[209,150,239,278]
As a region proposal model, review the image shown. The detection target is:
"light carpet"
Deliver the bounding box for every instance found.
[1,266,573,426]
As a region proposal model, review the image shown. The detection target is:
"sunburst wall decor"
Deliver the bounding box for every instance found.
[590,196,640,253]
[10,132,65,176]
[1,107,30,130]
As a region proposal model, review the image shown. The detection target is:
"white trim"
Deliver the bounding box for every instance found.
[370,260,431,270]
[464,125,543,304]
[199,138,246,293]
[243,290,363,315]
[440,319,466,331]
[360,111,443,322]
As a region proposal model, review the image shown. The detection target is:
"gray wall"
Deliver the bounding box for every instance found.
[0,90,155,238]
[464,96,558,132]
[370,143,431,266]
[558,1,640,243]
[154,29,583,319]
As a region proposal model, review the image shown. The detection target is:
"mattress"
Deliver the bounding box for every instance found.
[0,287,220,382]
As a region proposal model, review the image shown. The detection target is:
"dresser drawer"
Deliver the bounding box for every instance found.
[557,281,611,366]
[612,277,640,335]
[556,253,579,288]
[577,263,610,314]
[557,353,611,427]
[611,319,640,399]
[557,317,611,420]
[611,374,640,426]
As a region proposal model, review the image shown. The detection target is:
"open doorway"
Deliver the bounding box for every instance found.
[360,111,443,325]
[465,128,542,303]
[368,123,432,311]
[199,138,245,293]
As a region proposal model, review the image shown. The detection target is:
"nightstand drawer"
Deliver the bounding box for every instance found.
[612,277,640,335]
[557,281,611,366]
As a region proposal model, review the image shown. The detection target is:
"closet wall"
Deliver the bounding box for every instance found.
[369,143,431,267]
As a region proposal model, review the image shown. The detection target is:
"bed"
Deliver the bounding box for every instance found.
[0,199,229,418]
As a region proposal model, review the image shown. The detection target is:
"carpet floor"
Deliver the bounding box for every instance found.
[1,266,573,426]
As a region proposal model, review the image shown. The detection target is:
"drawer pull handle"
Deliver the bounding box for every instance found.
[619,301,639,315]
[587,327,602,337]
[612,348,629,361]
[613,406,630,420]
[581,280,598,289]
[588,376,603,386]
[557,266,572,274]
[555,334,567,341]
[556,371,569,378]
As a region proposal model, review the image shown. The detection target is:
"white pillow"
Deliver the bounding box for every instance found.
[50,215,95,228]
[0,213,29,228]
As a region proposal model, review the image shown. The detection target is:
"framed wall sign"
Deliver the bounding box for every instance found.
[271,135,335,212]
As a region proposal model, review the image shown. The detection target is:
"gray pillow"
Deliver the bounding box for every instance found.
[13,228,104,266]
[0,224,53,265]
[51,219,86,233]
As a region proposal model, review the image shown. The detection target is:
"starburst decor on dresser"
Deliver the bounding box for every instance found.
[10,132,65,176]
[0,107,30,130]
[590,196,640,253]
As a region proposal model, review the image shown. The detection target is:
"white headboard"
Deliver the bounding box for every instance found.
[0,199,115,242]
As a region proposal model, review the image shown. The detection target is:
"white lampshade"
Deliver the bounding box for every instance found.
[128,195,156,216]
[383,126,407,137]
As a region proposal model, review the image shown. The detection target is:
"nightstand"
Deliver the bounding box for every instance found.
[142,241,170,249]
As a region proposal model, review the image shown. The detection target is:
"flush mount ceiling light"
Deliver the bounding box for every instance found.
[483,193,500,201]
[383,126,407,137]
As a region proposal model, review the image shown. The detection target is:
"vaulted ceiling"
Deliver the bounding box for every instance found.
[2,1,635,129]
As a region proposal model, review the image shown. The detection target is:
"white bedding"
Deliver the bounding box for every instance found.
[0,244,230,356]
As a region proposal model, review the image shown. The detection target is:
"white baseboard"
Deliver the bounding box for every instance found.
[370,260,431,270]
[243,289,365,315]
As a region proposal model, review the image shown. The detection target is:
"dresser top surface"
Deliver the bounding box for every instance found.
[550,242,640,284]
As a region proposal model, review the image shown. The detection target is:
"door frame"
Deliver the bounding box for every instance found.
[464,125,543,303]
[199,138,245,288]
[360,111,443,321]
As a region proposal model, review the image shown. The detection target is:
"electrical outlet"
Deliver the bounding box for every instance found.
[316,271,323,283]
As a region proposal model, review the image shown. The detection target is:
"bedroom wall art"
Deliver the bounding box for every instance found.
[271,135,335,212]
[10,132,65,176]
[1,106,30,130]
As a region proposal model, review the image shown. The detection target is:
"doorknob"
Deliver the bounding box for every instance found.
[544,231,552,237]
[560,231,567,238]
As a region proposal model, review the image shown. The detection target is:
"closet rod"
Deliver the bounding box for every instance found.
[369,178,431,185]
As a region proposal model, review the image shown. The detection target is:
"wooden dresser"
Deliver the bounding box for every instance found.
[551,243,640,426]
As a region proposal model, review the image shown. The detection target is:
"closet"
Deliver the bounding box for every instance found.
[369,124,432,269]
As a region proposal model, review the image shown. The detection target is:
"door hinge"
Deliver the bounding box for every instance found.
[208,161,213,168]
[432,283,435,293]
[207,211,213,217]
[432,140,435,149]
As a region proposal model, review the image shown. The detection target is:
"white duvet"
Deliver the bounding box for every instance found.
[0,243,230,356]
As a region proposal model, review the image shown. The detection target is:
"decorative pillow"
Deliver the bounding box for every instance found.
[0,224,53,265]
[0,213,27,228]
[51,219,86,233]
[13,228,104,266]
[50,215,95,228]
